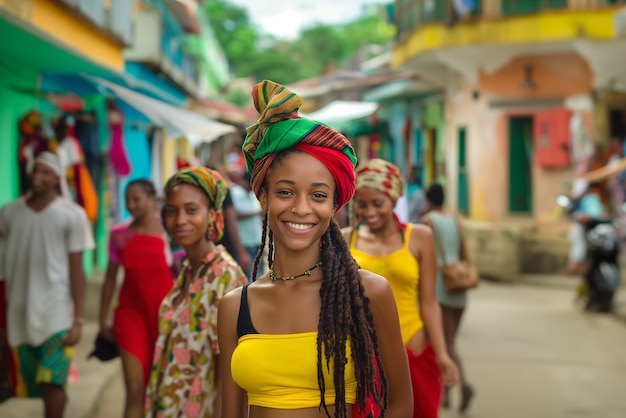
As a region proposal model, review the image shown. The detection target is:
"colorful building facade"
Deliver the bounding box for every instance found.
[392,0,626,225]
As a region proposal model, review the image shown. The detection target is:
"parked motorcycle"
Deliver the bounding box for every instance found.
[557,194,621,313]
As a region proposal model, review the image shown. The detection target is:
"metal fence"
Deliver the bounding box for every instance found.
[395,0,626,38]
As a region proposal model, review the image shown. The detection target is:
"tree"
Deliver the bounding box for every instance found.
[202,0,258,77]
[202,0,395,86]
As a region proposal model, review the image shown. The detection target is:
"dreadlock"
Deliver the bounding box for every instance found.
[251,212,269,281]
[318,220,388,417]
[252,150,388,418]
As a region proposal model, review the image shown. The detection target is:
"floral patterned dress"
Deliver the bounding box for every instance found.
[144,245,247,418]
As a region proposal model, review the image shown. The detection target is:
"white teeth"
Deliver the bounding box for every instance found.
[286,222,311,230]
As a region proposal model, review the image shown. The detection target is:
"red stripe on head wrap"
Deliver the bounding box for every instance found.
[294,143,356,209]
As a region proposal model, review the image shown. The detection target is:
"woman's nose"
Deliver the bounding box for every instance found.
[292,195,312,216]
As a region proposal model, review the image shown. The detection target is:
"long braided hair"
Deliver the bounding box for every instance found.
[250,151,388,418]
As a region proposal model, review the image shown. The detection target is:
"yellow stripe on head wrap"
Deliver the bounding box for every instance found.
[164,166,227,243]
[355,158,405,202]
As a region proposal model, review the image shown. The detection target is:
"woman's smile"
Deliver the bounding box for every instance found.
[284,221,315,231]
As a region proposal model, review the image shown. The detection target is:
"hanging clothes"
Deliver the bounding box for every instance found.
[74,111,102,183]
[108,100,132,176]
[17,111,50,195]
[51,116,99,223]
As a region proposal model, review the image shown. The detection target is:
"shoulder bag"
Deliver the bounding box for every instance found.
[430,214,479,293]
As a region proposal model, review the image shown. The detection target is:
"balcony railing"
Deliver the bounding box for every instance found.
[161,19,200,87]
[394,0,626,38]
[56,0,132,44]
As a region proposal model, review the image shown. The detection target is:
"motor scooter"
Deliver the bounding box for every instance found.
[557,194,621,313]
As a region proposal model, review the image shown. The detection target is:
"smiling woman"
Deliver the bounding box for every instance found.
[217,80,413,418]
[144,166,247,418]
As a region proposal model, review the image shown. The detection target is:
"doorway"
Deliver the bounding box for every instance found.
[458,127,468,215]
[425,127,437,183]
[508,117,533,213]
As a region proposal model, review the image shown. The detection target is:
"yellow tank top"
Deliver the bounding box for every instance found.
[350,223,423,345]
[231,332,357,409]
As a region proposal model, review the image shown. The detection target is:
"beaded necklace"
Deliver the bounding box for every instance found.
[269,261,323,281]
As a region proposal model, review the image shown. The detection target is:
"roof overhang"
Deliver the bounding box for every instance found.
[85,75,236,145]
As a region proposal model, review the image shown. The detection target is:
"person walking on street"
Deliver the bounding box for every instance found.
[421,182,474,413]
[344,158,459,418]
[98,179,175,418]
[0,151,94,418]
[144,167,247,418]
[218,80,413,418]
[228,170,264,280]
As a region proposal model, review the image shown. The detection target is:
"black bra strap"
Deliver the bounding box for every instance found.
[237,284,258,338]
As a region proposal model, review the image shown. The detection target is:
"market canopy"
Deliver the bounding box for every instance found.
[84,76,236,145]
[302,101,379,135]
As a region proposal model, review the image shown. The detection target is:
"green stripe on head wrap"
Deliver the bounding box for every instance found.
[242,80,357,201]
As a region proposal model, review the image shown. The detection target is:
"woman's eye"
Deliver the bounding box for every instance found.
[186,207,197,214]
[312,193,327,200]
[277,190,292,197]
[165,208,176,216]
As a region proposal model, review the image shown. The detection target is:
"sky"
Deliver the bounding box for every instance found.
[230,0,385,39]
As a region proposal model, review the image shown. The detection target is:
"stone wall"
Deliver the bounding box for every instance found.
[463,219,570,280]
[520,233,570,275]
[463,220,524,281]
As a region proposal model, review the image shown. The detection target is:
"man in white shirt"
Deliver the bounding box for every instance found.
[0,152,94,417]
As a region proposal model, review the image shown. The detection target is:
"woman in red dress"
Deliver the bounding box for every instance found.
[99,179,174,418]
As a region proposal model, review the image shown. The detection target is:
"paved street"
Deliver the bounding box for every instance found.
[3,279,626,418]
[91,279,626,418]
[441,279,626,418]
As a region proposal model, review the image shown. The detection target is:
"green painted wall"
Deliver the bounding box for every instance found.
[0,66,39,206]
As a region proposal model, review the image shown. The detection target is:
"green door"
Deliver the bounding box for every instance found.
[509,117,533,213]
[458,127,468,215]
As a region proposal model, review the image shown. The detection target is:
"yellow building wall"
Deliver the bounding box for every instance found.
[30,0,124,71]
[393,8,620,68]
[161,132,179,185]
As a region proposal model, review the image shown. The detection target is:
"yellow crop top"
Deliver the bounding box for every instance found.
[350,223,424,345]
[231,332,357,409]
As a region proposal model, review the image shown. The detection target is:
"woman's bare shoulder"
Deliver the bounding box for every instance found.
[410,222,432,237]
[358,269,393,299]
[220,285,243,310]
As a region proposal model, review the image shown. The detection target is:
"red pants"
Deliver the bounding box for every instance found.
[408,344,441,418]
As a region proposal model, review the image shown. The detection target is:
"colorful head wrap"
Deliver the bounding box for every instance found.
[355,158,405,202]
[242,80,357,208]
[164,167,227,243]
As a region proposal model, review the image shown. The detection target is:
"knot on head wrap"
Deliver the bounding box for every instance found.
[164,167,227,243]
[242,80,357,208]
[355,159,405,202]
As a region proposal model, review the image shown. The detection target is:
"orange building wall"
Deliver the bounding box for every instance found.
[480,53,593,99]
[446,53,594,224]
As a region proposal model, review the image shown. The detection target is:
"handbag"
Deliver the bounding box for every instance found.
[430,215,479,293]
